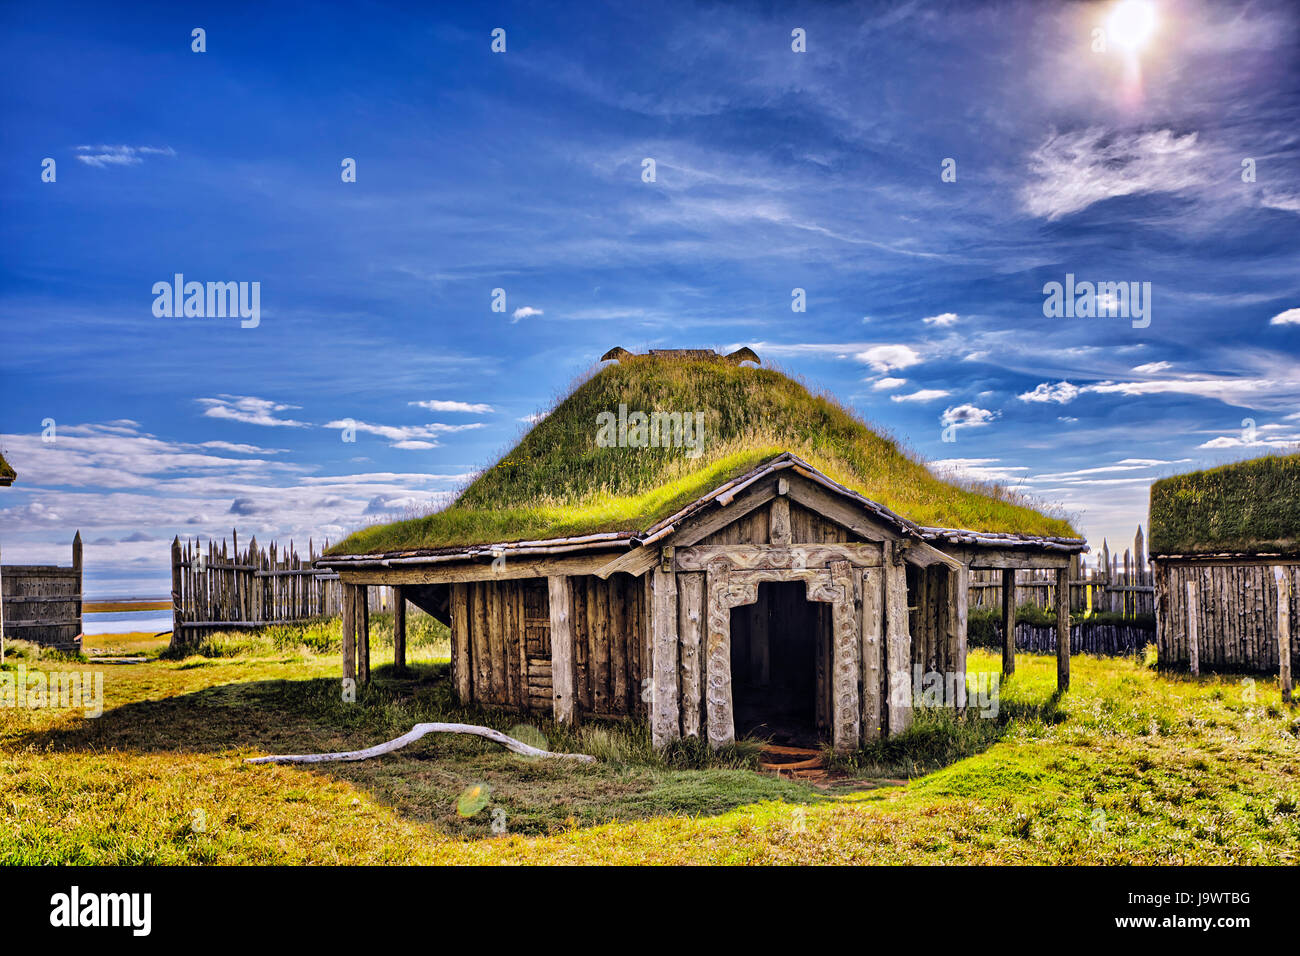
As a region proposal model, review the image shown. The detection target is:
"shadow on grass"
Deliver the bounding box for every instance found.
[12,663,844,839]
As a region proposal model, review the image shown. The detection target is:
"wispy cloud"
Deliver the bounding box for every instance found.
[197,396,308,428]
[75,144,176,167]
[511,306,544,322]
[409,400,495,413]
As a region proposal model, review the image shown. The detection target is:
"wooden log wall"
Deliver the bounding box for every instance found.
[974,621,1153,655]
[171,532,392,644]
[1154,560,1300,674]
[0,532,82,651]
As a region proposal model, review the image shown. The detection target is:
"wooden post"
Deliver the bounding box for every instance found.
[883,542,912,735]
[72,531,83,644]
[341,583,356,687]
[650,565,680,748]
[1276,567,1292,705]
[548,575,576,725]
[393,585,407,673]
[830,561,861,753]
[170,536,183,647]
[1055,566,1070,693]
[704,568,736,749]
[356,585,370,683]
[1186,578,1200,676]
[1001,567,1016,676]
[950,562,968,712]
[677,572,705,739]
[451,583,471,703]
[860,566,883,742]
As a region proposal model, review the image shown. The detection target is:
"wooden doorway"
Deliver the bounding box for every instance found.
[729,581,829,746]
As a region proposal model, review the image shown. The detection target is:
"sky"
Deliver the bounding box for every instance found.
[1,0,1298,598]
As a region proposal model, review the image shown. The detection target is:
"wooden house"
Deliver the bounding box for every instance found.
[0,451,14,488]
[318,350,1087,751]
[1149,453,1297,687]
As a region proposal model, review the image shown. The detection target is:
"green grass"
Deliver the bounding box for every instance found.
[1149,450,1300,556]
[2,629,1297,864]
[332,356,1077,554]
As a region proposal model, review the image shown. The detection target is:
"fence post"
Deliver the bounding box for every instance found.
[171,536,182,644]
[1055,566,1070,693]
[393,585,407,673]
[1001,568,1016,676]
[1277,567,1292,705]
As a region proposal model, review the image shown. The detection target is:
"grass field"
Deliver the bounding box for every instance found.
[2,624,1297,864]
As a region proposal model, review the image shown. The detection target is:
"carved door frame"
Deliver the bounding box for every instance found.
[704,560,860,753]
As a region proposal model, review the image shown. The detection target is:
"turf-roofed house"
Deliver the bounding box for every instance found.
[1149,453,1298,681]
[0,450,14,488]
[318,349,1087,752]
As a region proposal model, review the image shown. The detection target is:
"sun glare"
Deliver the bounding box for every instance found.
[1108,0,1158,52]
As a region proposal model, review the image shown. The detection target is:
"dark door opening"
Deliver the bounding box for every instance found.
[729,581,829,747]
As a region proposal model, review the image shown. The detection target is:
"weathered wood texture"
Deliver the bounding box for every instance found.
[1056,566,1070,692]
[649,567,680,746]
[677,572,705,738]
[548,575,576,724]
[1001,567,1016,676]
[883,544,912,735]
[1154,560,1300,674]
[0,533,82,651]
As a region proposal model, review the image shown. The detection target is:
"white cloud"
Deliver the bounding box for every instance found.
[927,458,1027,483]
[409,400,495,413]
[197,396,308,428]
[519,412,548,424]
[871,377,907,391]
[1269,308,1300,326]
[921,312,958,327]
[322,419,485,447]
[940,404,998,428]
[1018,381,1080,404]
[75,145,176,168]
[1021,128,1206,221]
[1132,361,1172,374]
[891,389,950,403]
[857,344,921,373]
[511,306,544,322]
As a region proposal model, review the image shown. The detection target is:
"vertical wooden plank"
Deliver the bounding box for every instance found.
[357,585,370,684]
[860,565,883,742]
[883,542,912,736]
[1276,567,1292,704]
[170,537,183,646]
[1056,566,1070,692]
[452,583,471,703]
[591,577,609,713]
[341,583,356,686]
[610,576,628,714]
[1186,578,1200,676]
[392,585,406,672]
[950,562,968,711]
[830,561,861,753]
[549,575,576,724]
[704,569,735,749]
[769,496,792,547]
[1001,567,1016,676]
[650,566,680,748]
[677,572,705,739]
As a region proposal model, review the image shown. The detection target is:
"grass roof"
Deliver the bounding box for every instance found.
[331,355,1077,555]
[1149,451,1300,557]
[0,451,14,486]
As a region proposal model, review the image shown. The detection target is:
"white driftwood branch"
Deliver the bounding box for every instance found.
[245,722,596,764]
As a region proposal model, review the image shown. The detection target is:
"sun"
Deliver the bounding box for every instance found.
[1108,0,1158,52]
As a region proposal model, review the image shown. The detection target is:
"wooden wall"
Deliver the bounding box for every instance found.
[0,533,82,651]
[452,573,646,718]
[699,501,854,546]
[1155,560,1299,673]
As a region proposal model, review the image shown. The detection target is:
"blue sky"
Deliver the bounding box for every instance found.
[2,0,1298,597]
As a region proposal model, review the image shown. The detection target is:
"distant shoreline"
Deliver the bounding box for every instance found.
[84,600,171,614]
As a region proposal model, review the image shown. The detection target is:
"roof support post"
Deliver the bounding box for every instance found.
[357,585,370,685]
[883,542,912,736]
[948,562,968,712]
[393,585,407,674]
[451,583,471,703]
[860,566,883,742]
[341,583,356,690]
[1055,567,1070,693]
[1001,568,1016,677]
[548,575,576,725]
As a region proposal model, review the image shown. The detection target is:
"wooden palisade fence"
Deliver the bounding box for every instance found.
[170,532,391,645]
[969,527,1154,619]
